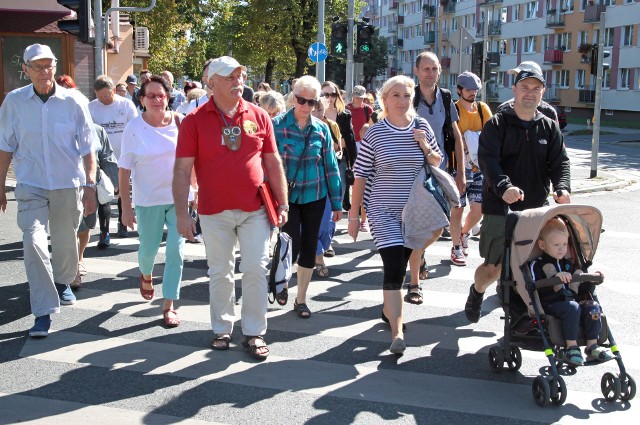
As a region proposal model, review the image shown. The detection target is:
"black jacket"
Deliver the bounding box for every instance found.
[478,105,570,215]
[335,110,357,168]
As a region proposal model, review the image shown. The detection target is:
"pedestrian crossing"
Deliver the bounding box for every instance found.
[5,214,640,424]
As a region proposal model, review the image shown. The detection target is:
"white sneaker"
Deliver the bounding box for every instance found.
[472,222,481,236]
[450,246,466,266]
[460,233,470,256]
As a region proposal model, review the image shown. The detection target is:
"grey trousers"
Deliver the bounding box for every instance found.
[15,184,82,318]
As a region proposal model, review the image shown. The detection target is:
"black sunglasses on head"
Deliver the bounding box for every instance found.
[321,92,338,98]
[295,95,319,107]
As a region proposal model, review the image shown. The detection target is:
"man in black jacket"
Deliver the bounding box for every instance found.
[464,62,571,323]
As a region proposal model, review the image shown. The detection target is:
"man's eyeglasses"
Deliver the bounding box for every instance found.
[27,64,55,73]
[321,92,338,98]
[295,95,319,107]
[145,93,168,101]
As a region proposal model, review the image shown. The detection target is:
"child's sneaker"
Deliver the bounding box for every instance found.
[586,344,615,362]
[562,346,584,366]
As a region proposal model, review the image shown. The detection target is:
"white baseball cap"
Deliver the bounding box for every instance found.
[207,56,246,80]
[24,44,57,63]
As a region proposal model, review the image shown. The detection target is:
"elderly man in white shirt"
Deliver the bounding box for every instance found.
[0,44,97,338]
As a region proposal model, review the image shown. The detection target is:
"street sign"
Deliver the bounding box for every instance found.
[308,42,328,63]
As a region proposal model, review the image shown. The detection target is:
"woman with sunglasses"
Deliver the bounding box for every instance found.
[119,75,186,328]
[348,76,441,354]
[272,76,342,319]
[320,81,356,211]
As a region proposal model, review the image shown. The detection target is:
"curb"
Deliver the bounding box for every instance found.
[572,179,635,195]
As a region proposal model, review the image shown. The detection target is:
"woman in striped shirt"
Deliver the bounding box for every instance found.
[348,76,441,354]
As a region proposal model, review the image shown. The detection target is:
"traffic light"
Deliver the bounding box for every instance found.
[57,0,91,44]
[356,23,375,55]
[590,46,611,75]
[471,42,483,78]
[331,22,348,57]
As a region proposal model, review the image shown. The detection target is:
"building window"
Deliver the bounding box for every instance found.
[619,68,630,89]
[526,1,538,19]
[452,17,459,31]
[576,69,586,89]
[524,36,536,53]
[497,71,506,87]
[602,69,611,89]
[636,68,640,90]
[556,70,570,88]
[543,34,551,51]
[622,25,633,46]
[579,30,589,45]
[499,39,507,55]
[604,0,616,6]
[604,28,614,47]
[560,0,574,13]
[511,38,518,54]
[558,32,572,51]
[449,73,458,88]
[513,4,520,21]
[501,7,508,22]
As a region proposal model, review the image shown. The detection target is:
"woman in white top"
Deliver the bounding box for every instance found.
[119,75,185,327]
[348,76,441,354]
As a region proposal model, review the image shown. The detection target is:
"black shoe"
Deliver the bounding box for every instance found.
[97,232,110,248]
[116,223,129,238]
[381,311,406,331]
[464,284,483,323]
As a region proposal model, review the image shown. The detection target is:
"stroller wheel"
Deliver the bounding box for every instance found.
[488,347,504,372]
[549,376,567,406]
[507,346,522,371]
[620,373,636,401]
[601,372,622,402]
[532,376,550,407]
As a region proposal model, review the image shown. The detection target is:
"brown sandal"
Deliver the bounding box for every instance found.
[211,334,231,350]
[139,275,154,300]
[163,309,181,327]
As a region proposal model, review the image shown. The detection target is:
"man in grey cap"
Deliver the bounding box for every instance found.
[0,43,97,337]
[449,71,493,267]
[173,56,288,360]
[464,60,571,324]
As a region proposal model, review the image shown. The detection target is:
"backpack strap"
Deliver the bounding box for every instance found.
[440,87,456,173]
[476,101,485,126]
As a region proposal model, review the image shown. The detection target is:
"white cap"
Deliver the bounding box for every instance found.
[207,56,246,80]
[24,44,57,63]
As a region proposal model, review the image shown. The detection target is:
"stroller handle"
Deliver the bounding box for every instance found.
[533,273,604,289]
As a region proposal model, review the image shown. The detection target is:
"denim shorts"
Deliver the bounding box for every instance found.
[452,169,483,208]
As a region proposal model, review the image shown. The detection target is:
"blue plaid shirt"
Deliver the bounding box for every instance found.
[273,108,342,210]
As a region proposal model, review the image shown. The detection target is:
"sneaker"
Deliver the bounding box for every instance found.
[513,318,537,335]
[116,223,129,238]
[460,233,470,256]
[29,315,51,338]
[472,222,481,236]
[464,284,483,323]
[55,283,76,305]
[70,271,82,290]
[190,234,204,244]
[97,232,110,248]
[360,221,369,232]
[450,246,466,266]
[207,267,212,277]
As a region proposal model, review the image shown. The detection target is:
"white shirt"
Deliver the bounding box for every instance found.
[88,95,138,159]
[118,115,180,207]
[0,83,95,190]
[180,94,208,115]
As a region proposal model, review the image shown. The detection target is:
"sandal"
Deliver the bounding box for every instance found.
[275,287,288,306]
[390,337,406,355]
[242,336,269,361]
[211,334,231,351]
[163,309,181,327]
[324,248,335,258]
[381,311,407,331]
[78,262,87,276]
[562,346,584,366]
[315,263,329,278]
[404,284,424,305]
[586,344,615,362]
[294,300,312,318]
[419,254,429,280]
[139,275,154,300]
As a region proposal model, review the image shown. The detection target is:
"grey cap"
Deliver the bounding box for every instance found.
[352,85,367,98]
[457,71,482,90]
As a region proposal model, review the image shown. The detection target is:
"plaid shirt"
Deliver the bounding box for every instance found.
[273,108,342,210]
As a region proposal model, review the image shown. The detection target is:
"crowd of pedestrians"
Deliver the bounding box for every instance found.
[0,43,571,358]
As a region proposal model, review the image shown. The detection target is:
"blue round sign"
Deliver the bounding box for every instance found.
[308,42,328,63]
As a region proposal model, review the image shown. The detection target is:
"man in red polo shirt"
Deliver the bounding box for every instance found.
[346,85,373,148]
[173,56,287,360]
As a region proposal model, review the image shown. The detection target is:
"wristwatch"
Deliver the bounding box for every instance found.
[84,183,97,189]
[278,204,290,212]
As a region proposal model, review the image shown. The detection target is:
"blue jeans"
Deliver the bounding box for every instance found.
[316,197,336,256]
[545,300,602,341]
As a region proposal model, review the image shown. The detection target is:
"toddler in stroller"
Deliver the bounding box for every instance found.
[529,216,614,366]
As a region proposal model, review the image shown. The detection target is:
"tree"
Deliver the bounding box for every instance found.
[360,33,388,87]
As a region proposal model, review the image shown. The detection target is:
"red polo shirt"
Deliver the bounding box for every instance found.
[176,97,277,215]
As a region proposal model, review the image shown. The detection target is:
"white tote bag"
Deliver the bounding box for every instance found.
[96,169,116,204]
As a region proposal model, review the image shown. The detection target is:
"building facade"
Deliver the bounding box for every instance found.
[362,0,640,118]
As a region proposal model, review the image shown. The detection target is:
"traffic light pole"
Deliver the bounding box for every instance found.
[316,0,326,83]
[590,11,605,178]
[345,0,355,98]
[480,7,488,101]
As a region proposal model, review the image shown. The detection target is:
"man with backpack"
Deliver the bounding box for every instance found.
[449,72,493,266]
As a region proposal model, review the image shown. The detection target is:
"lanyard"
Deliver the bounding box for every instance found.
[216,106,242,151]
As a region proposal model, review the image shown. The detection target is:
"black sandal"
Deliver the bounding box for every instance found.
[242,336,269,361]
[381,311,407,331]
[294,300,311,318]
[419,254,429,280]
[211,334,231,351]
[404,284,424,305]
[276,287,288,306]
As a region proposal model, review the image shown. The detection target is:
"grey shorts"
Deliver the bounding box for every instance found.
[78,210,97,233]
[479,214,505,266]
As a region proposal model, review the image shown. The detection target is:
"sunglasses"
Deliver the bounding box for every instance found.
[295,95,319,107]
[321,92,338,98]
[145,93,168,101]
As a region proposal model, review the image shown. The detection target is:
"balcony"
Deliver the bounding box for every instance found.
[546,13,565,28]
[441,57,451,68]
[388,22,397,32]
[478,0,504,4]
[423,5,437,18]
[443,1,456,14]
[389,0,399,11]
[584,4,606,23]
[424,30,436,44]
[579,86,596,103]
[477,20,502,36]
[543,49,564,64]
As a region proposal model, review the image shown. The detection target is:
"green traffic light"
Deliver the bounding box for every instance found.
[335,43,345,54]
[359,45,371,53]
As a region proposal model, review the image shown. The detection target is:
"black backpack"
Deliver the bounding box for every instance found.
[414,86,456,173]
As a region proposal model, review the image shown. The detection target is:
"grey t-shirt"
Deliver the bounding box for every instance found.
[416,88,459,167]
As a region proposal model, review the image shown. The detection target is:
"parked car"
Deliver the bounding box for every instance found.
[555,106,567,129]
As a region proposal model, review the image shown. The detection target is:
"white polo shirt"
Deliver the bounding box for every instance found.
[88,95,138,159]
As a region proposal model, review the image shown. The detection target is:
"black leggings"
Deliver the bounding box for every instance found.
[98,198,124,233]
[282,197,326,269]
[379,245,412,290]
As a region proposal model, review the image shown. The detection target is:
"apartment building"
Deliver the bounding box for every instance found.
[363,0,640,118]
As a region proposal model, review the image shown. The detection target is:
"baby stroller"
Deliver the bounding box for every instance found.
[487,204,636,406]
